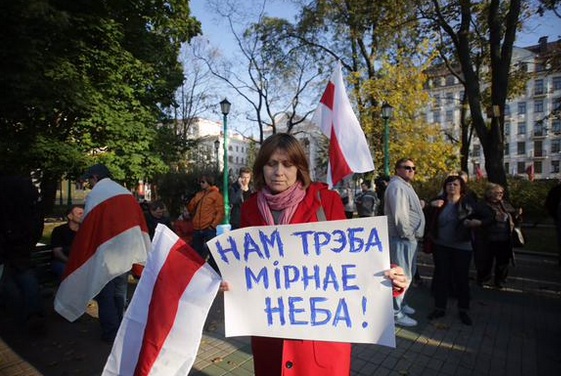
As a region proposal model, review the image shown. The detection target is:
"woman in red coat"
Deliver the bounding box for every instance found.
[221,133,408,375]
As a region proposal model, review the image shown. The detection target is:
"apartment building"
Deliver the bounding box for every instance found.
[425,36,561,180]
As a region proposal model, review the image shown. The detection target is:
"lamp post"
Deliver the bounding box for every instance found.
[381,102,394,177]
[214,139,220,172]
[220,98,231,225]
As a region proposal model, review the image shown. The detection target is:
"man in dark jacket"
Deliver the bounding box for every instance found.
[0,173,45,331]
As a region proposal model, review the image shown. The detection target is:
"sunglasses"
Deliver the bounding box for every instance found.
[199,180,207,184]
[400,165,416,171]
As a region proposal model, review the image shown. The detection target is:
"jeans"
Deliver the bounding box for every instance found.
[192,229,219,273]
[95,273,128,342]
[389,237,417,315]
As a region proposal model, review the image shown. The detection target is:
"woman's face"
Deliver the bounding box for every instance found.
[445,179,462,196]
[488,188,504,202]
[263,149,299,193]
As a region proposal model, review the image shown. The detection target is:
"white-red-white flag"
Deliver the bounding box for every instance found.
[102,225,221,376]
[312,60,375,187]
[54,178,151,322]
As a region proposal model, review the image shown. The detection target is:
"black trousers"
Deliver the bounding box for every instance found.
[432,245,472,311]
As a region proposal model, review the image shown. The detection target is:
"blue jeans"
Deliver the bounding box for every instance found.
[389,237,417,316]
[192,229,219,273]
[95,273,128,342]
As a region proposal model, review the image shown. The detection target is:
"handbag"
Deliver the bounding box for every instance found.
[511,227,525,248]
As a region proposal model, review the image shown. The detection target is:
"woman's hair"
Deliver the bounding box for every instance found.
[200,174,215,186]
[442,175,466,195]
[484,182,504,199]
[252,133,312,191]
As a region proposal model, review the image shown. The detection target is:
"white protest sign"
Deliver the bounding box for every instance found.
[207,216,396,347]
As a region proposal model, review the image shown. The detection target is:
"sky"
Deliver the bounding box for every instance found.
[188,1,561,133]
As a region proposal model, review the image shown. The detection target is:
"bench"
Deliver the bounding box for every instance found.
[31,244,57,286]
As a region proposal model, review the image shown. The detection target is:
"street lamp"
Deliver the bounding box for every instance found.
[214,139,220,171]
[381,102,394,177]
[220,98,231,225]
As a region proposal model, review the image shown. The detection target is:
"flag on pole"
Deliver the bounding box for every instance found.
[475,165,484,181]
[54,178,151,322]
[102,225,221,376]
[526,164,535,182]
[311,60,375,187]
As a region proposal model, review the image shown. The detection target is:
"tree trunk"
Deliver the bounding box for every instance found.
[40,175,60,216]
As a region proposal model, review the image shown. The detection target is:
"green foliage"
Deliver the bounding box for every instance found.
[414,176,558,224]
[0,0,201,189]
[156,168,222,219]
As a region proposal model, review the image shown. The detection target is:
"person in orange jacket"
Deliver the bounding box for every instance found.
[187,174,224,271]
[219,133,409,375]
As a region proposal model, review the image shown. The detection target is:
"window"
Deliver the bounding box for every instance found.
[517,162,526,173]
[446,110,454,122]
[505,104,510,116]
[433,111,441,123]
[235,146,239,152]
[553,76,561,91]
[517,142,526,155]
[505,162,510,173]
[552,160,560,173]
[534,121,545,136]
[535,62,545,72]
[445,92,454,104]
[551,139,561,154]
[518,121,526,135]
[472,144,481,157]
[505,122,510,136]
[535,140,543,157]
[552,119,561,134]
[535,79,544,95]
[505,143,510,155]
[446,76,455,86]
[519,62,528,72]
[535,99,544,113]
[433,94,441,107]
[535,161,542,174]
[518,102,526,114]
[554,98,561,111]
[459,91,465,101]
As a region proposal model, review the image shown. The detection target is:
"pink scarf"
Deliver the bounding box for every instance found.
[257,182,306,225]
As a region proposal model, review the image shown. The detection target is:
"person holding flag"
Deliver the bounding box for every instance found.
[54,164,150,343]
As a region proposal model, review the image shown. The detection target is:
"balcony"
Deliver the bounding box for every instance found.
[532,130,547,139]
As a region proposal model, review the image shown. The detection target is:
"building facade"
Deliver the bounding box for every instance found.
[425,37,561,180]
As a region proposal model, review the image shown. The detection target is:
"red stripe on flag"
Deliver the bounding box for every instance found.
[63,195,148,279]
[329,127,353,185]
[320,82,335,110]
[133,240,205,376]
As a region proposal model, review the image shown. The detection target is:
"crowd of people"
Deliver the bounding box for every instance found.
[0,131,546,375]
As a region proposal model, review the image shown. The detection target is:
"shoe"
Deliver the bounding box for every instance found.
[402,304,416,315]
[427,309,445,320]
[459,312,473,326]
[395,313,417,327]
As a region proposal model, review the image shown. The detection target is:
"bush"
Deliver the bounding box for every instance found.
[413,176,558,224]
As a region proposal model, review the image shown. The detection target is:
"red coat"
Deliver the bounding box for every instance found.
[241,182,351,376]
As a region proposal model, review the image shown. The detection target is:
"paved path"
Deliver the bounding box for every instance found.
[1,251,560,376]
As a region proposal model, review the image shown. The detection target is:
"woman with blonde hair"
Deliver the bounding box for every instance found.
[470,183,522,289]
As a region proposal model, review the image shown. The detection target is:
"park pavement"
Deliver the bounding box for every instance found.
[1,250,560,376]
